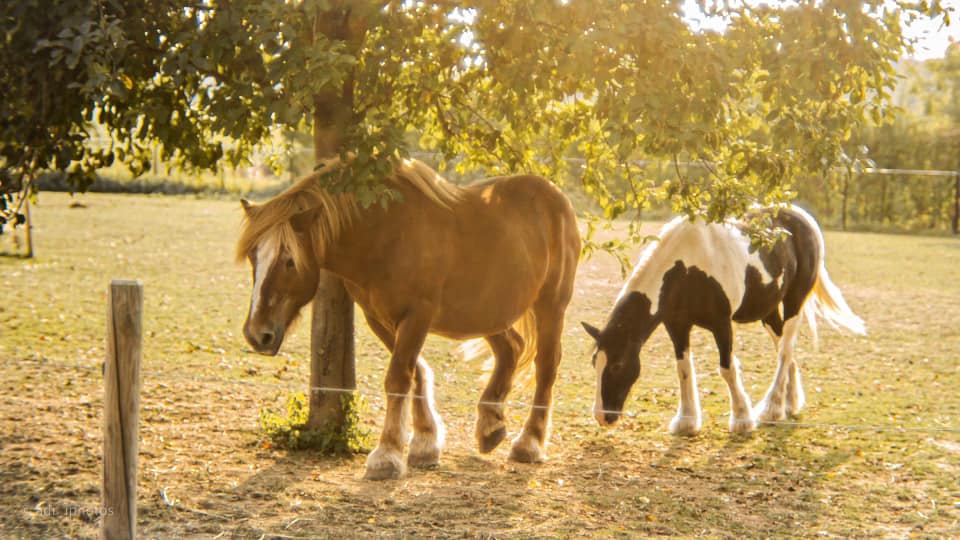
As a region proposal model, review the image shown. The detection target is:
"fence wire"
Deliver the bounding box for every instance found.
[6,356,959,435]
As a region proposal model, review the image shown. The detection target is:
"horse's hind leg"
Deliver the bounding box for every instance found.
[509,312,562,463]
[784,356,806,417]
[363,313,444,469]
[476,329,523,453]
[763,311,805,416]
[754,313,803,424]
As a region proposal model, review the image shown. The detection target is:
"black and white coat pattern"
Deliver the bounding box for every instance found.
[582,205,865,434]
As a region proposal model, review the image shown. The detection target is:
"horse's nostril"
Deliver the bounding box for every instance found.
[259,332,274,347]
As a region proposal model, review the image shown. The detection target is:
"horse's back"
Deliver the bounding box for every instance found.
[624,205,823,325]
[466,174,576,222]
[426,174,579,337]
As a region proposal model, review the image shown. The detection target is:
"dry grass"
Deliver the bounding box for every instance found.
[0,192,958,538]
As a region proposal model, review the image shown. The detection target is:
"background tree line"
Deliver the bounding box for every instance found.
[792,43,960,233]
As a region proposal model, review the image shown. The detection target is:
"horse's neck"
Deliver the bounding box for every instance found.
[316,203,385,282]
[605,290,659,348]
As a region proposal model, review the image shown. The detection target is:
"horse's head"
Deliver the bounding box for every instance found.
[582,321,641,426]
[238,199,319,355]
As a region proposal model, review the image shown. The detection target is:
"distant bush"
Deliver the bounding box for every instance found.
[34,171,247,197]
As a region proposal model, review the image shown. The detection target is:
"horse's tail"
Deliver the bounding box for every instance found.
[803,265,866,346]
[794,206,866,349]
[461,309,538,386]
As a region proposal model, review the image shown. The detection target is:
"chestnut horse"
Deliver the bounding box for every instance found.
[237,158,580,479]
[582,205,864,435]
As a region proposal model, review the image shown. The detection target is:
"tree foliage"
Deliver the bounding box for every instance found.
[811,41,960,232]
[0,0,950,240]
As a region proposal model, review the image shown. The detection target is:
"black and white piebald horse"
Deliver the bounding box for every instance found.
[582,205,865,434]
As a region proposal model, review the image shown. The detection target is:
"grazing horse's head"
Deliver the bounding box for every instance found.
[237,199,320,355]
[582,321,640,426]
[581,291,655,426]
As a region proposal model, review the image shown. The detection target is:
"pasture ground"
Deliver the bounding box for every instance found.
[1,192,958,539]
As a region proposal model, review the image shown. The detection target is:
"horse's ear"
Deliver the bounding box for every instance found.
[581,322,601,341]
[241,199,254,216]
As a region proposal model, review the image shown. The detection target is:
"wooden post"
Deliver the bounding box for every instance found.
[952,173,959,235]
[102,280,143,540]
[841,171,850,231]
[879,176,888,225]
[24,196,33,258]
[307,274,356,429]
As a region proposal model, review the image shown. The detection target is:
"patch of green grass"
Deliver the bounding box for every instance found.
[259,392,374,453]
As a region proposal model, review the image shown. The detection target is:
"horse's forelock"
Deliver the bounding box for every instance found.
[275,221,311,274]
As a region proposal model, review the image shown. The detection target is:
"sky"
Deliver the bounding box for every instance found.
[906,11,960,60]
[681,0,959,61]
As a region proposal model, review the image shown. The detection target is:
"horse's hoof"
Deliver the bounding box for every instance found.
[784,398,806,418]
[407,452,440,469]
[364,447,405,480]
[669,415,701,436]
[478,426,507,454]
[365,461,405,480]
[728,415,756,434]
[508,436,546,463]
[408,434,441,469]
[753,401,786,424]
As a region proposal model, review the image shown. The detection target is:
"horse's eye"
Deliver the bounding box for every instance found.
[285,259,295,270]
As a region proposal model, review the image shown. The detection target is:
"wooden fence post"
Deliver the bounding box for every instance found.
[841,171,851,232]
[102,280,143,540]
[952,173,959,235]
[24,196,33,258]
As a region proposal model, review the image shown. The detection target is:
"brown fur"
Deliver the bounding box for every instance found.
[238,158,581,478]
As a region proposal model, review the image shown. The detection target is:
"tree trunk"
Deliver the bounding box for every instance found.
[307,273,356,428]
[305,3,364,431]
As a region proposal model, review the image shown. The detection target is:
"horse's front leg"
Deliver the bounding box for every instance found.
[407,357,445,468]
[365,311,431,480]
[664,322,702,435]
[712,324,755,433]
[362,312,444,469]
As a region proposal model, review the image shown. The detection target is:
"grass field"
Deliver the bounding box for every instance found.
[1,191,958,538]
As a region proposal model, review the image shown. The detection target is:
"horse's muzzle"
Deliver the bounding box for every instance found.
[594,409,621,427]
[244,323,283,356]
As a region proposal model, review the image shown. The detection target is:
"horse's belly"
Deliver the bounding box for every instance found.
[431,288,535,339]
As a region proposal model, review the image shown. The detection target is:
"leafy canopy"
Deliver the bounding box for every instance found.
[0,0,950,241]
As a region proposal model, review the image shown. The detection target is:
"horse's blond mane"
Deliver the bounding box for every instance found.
[398,158,463,209]
[235,158,463,268]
